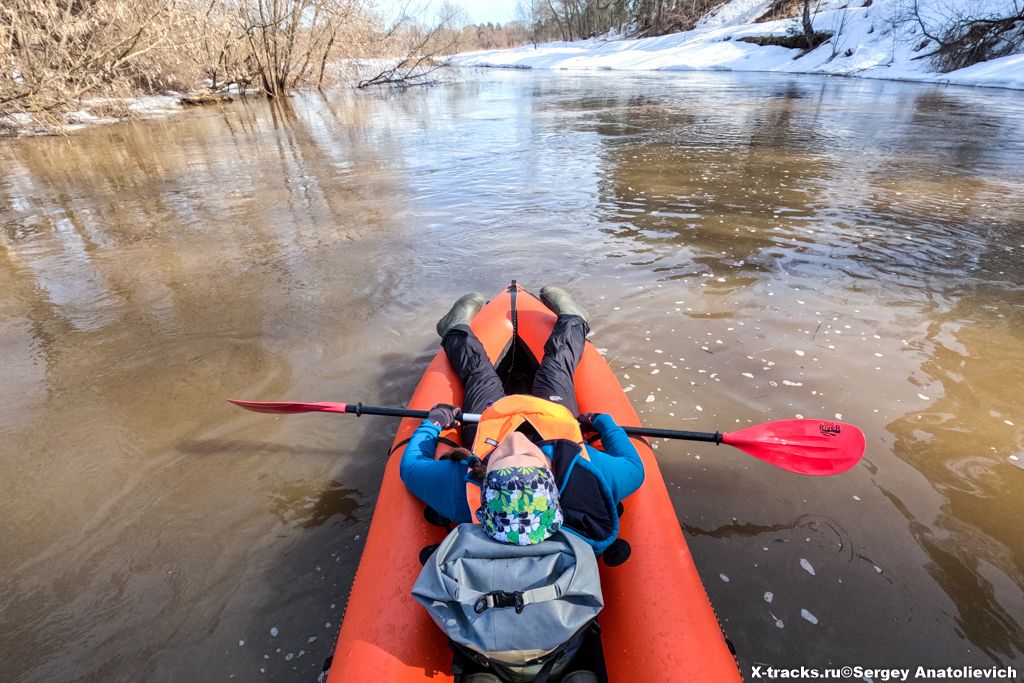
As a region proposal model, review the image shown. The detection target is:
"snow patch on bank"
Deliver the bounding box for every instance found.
[451,0,1024,91]
[697,0,775,28]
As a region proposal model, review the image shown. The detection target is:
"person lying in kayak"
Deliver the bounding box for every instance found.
[400,287,644,555]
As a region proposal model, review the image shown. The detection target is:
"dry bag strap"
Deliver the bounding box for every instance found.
[469,585,561,614]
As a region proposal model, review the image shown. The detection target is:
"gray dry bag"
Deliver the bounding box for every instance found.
[412,524,604,682]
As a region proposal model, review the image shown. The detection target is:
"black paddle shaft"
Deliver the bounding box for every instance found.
[622,426,723,444]
[346,403,723,443]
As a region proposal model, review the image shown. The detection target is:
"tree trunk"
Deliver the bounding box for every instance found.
[802,0,818,49]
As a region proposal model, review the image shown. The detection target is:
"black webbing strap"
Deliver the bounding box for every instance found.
[389,435,460,456]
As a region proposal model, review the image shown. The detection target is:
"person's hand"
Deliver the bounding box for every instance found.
[577,412,602,432]
[428,403,462,429]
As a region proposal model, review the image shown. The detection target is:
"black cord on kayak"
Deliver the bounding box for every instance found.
[354,402,364,417]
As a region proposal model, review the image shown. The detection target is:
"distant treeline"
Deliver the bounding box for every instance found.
[515,0,726,42]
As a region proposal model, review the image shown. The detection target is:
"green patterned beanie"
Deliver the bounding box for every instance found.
[475,466,563,545]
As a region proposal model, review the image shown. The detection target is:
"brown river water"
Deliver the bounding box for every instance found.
[1,70,1022,682]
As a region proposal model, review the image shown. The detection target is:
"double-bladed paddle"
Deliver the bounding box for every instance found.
[228,399,865,476]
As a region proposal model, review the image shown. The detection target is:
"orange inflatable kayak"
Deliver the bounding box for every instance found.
[325,282,742,682]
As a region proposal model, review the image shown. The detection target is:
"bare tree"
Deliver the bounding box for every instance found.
[898,0,1024,72]
[1,0,191,124]
[357,2,463,88]
[236,0,369,97]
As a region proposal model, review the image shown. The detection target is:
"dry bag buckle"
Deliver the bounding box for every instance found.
[475,590,525,614]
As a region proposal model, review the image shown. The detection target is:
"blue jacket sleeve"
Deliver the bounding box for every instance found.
[398,420,472,523]
[585,413,645,503]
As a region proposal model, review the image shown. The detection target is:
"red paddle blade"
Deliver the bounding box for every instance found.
[228,399,348,414]
[721,419,865,476]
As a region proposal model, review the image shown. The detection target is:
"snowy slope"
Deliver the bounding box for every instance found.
[451,0,1024,91]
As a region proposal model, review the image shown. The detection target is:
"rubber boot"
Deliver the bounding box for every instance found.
[436,292,486,338]
[540,286,588,324]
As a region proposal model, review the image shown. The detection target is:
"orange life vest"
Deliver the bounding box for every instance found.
[466,395,586,519]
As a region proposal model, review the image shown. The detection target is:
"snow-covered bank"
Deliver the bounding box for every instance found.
[2,95,191,137]
[451,0,1024,92]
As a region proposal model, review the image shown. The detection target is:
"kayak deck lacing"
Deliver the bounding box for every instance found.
[508,280,519,379]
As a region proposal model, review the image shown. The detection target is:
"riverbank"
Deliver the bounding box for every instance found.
[1,95,205,138]
[451,0,1024,92]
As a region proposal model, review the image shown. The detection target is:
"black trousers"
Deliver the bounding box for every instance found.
[441,315,589,446]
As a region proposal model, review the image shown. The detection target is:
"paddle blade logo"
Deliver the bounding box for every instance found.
[818,422,842,437]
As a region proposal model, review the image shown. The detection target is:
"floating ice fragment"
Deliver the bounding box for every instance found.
[270,627,279,637]
[918,394,929,400]
[1005,420,1015,426]
[239,640,245,647]
[853,495,861,501]
[770,612,784,628]
[719,574,729,582]
[651,369,660,375]
[835,413,843,420]
[764,591,774,603]
[800,609,819,625]
[795,350,805,357]
[800,559,816,576]
[742,372,754,379]
[285,653,294,661]
[695,405,703,412]
[645,394,655,403]
[307,636,317,644]
[782,380,803,387]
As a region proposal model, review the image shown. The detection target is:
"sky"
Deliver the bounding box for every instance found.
[380,0,519,26]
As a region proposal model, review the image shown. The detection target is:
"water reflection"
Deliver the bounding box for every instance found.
[885,298,1024,662]
[1,70,1023,679]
